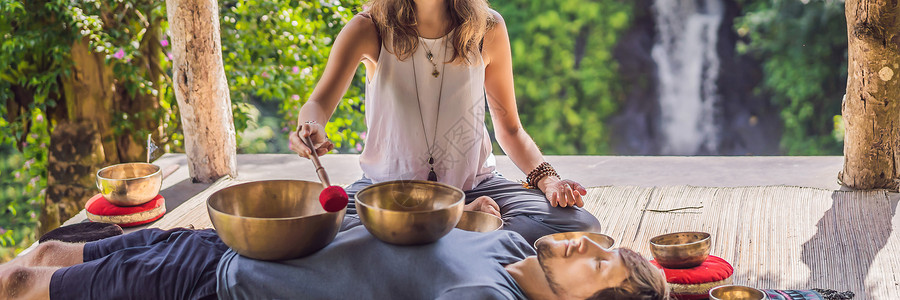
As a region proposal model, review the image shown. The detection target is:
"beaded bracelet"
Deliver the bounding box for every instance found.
[522,162,559,190]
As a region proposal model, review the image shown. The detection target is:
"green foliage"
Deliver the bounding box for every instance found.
[220,0,366,154]
[491,0,632,154]
[0,0,176,253]
[735,0,846,155]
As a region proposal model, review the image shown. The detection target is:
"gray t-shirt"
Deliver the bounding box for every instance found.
[216,227,534,299]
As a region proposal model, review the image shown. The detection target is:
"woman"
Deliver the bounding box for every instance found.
[289,0,601,244]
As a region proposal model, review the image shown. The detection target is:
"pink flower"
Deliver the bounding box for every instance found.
[292,66,300,74]
[261,71,270,78]
[36,114,43,122]
[160,39,169,47]
[167,53,174,61]
[282,127,290,133]
[360,131,367,140]
[13,172,20,179]
[356,143,363,152]
[292,94,300,101]
[113,49,125,59]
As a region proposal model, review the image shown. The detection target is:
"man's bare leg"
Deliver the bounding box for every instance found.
[9,241,84,268]
[0,265,56,300]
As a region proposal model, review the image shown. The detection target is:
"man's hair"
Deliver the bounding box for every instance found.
[587,248,669,300]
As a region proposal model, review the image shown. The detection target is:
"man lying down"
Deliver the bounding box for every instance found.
[2,222,667,300]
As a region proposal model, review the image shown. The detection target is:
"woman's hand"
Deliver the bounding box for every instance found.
[464,196,501,219]
[289,122,335,159]
[538,177,587,208]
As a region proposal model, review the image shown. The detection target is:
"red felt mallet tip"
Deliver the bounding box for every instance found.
[319,185,349,212]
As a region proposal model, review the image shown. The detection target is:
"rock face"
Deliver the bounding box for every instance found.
[610,0,781,155]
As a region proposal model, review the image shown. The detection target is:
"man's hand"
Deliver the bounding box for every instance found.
[464,196,501,218]
[539,177,586,208]
[289,122,334,159]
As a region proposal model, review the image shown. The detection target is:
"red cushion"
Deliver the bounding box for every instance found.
[651,255,734,300]
[85,194,166,227]
[651,255,733,284]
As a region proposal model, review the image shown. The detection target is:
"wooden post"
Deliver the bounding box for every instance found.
[840,0,900,190]
[165,0,237,182]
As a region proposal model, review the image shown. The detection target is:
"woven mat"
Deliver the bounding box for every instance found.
[582,185,900,299]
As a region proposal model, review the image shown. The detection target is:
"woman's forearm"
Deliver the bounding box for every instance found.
[297,100,333,127]
[496,126,545,176]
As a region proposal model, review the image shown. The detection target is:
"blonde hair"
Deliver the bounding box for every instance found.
[364,0,497,65]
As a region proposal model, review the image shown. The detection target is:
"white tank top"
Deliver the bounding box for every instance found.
[360,33,496,190]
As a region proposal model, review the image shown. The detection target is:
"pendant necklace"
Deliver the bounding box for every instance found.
[419,37,441,78]
[412,35,448,181]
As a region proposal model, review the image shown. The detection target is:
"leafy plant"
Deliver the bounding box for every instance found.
[735,0,847,155]
[220,0,367,154]
[491,0,633,154]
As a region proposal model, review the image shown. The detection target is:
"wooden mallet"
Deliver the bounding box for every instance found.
[301,135,348,212]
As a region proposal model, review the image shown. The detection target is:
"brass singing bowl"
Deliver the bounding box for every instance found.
[649,231,711,269]
[207,180,345,261]
[96,162,162,206]
[455,211,503,232]
[355,180,464,245]
[534,232,615,249]
[709,285,767,300]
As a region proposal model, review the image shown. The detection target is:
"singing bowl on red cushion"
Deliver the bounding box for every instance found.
[651,255,735,300]
[85,194,166,227]
[95,162,162,206]
[207,180,345,261]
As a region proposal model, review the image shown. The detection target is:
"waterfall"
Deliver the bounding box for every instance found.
[652,0,724,155]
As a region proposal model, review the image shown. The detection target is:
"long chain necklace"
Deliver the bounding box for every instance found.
[412,35,448,181]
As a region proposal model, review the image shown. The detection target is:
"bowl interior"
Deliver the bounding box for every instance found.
[208,180,326,218]
[534,232,615,249]
[456,211,503,232]
[97,163,160,181]
[650,231,711,247]
[709,285,766,300]
[356,180,464,213]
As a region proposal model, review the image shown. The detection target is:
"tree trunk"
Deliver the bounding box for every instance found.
[840,0,900,190]
[165,0,238,183]
[39,38,117,233]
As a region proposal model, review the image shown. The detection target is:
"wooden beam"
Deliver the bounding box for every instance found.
[840,0,900,190]
[165,0,237,183]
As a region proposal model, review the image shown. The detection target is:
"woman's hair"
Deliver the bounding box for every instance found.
[365,0,497,65]
[587,248,670,300]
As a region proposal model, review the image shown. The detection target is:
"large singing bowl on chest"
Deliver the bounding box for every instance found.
[207,180,345,260]
[355,180,465,245]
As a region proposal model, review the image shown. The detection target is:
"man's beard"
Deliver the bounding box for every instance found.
[536,241,565,294]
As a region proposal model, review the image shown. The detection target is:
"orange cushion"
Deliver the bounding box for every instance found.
[651,255,734,300]
[85,194,166,227]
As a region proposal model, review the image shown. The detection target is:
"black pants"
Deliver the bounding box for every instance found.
[50,228,226,300]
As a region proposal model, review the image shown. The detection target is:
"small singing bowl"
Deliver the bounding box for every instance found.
[649,231,711,269]
[455,211,503,232]
[709,285,767,300]
[96,162,162,206]
[534,232,615,250]
[355,180,465,245]
[207,180,345,261]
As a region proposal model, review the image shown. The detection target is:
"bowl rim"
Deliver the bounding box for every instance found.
[708,284,766,299]
[96,162,161,181]
[649,231,711,248]
[457,210,504,232]
[355,180,465,214]
[533,231,616,249]
[206,180,343,222]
